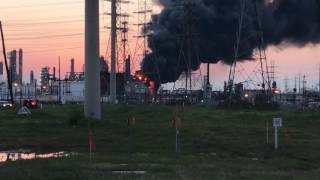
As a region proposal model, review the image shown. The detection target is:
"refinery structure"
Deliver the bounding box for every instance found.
[1,0,320,110]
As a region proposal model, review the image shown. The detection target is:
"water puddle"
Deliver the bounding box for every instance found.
[112,171,147,175]
[0,150,71,163]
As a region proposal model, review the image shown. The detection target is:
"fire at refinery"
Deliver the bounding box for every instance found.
[133,71,155,96]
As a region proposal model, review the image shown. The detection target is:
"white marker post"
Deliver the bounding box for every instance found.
[273,118,283,150]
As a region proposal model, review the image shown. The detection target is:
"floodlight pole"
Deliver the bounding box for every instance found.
[84,0,101,119]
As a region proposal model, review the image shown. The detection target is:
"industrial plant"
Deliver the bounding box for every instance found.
[1,1,320,179]
[1,0,320,111]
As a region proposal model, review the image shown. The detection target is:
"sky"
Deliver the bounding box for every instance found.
[0,0,148,80]
[1,0,320,91]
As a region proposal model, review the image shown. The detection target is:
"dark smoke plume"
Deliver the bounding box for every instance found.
[141,0,320,84]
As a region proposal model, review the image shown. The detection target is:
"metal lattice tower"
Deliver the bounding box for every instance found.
[172,0,202,92]
[183,0,197,91]
[117,0,130,72]
[228,0,271,105]
[133,0,153,69]
[103,0,131,73]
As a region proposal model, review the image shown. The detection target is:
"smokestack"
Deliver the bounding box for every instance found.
[70,58,75,80]
[18,48,23,84]
[30,70,34,84]
[53,67,56,80]
[71,58,75,74]
[9,50,17,84]
[0,62,3,82]
[0,62,3,75]
[207,63,210,85]
[125,55,131,82]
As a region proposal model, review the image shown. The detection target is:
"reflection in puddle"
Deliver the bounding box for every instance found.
[0,150,71,163]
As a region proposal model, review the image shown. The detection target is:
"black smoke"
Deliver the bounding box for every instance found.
[141,0,320,84]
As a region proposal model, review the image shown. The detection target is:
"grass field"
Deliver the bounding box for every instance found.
[0,104,320,179]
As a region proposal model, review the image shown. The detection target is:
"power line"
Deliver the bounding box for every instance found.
[23,46,83,54]
[4,26,108,33]
[5,31,84,37]
[5,29,108,40]
[0,1,83,10]
[4,13,106,24]
[6,33,83,41]
[5,41,83,46]
[1,46,83,56]
[5,19,83,27]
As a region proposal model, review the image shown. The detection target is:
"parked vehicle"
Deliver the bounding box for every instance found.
[0,101,13,108]
[23,99,38,109]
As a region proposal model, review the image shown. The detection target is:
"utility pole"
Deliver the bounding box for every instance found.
[34,79,37,99]
[293,76,297,104]
[302,75,306,106]
[84,0,101,119]
[298,74,301,94]
[303,75,306,95]
[302,75,306,94]
[0,21,14,104]
[318,64,320,94]
[284,78,289,93]
[58,56,61,104]
[207,63,210,85]
[294,76,297,92]
[110,0,117,104]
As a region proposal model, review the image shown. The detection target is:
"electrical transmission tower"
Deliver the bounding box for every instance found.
[117,0,130,72]
[228,0,271,105]
[171,0,203,92]
[182,0,196,91]
[268,60,276,84]
[104,0,131,72]
[133,0,153,70]
[103,0,131,103]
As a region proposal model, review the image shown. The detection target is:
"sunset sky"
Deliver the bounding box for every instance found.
[1,0,320,91]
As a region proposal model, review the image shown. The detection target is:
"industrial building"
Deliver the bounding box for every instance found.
[40,67,50,92]
[6,49,24,85]
[30,70,34,84]
[9,50,17,84]
[18,49,23,84]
